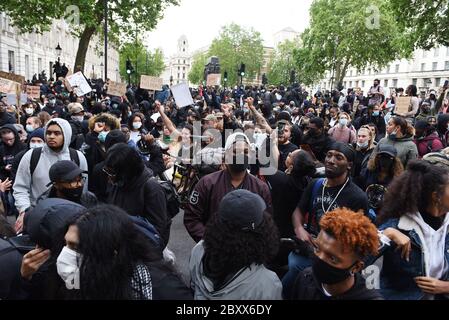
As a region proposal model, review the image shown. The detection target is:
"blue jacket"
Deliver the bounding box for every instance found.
[379,215,449,300]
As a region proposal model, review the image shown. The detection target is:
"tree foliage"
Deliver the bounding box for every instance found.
[206,23,264,86]
[388,0,449,50]
[0,0,178,72]
[188,51,208,85]
[119,39,165,84]
[294,0,411,88]
[267,40,301,86]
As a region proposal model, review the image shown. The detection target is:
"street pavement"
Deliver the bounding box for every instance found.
[167,209,196,286]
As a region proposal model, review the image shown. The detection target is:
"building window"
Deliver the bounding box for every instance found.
[433,62,438,71]
[423,50,427,58]
[178,66,180,71]
[412,78,418,86]
[395,64,400,73]
[368,68,371,75]
[183,41,185,45]
[349,81,353,88]
[183,67,185,71]
[355,81,359,88]
[421,63,426,71]
[424,78,431,87]
[184,60,186,64]
[343,81,347,88]
[8,51,15,72]
[177,73,180,79]
[384,80,388,87]
[434,48,440,57]
[183,73,185,79]
[362,80,365,88]
[183,48,185,52]
[445,61,449,70]
[38,58,42,73]
[350,70,353,77]
[25,55,30,80]
[393,79,398,87]
[178,60,180,64]
[435,78,441,87]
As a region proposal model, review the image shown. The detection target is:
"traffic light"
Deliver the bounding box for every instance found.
[224,71,228,82]
[239,63,246,77]
[126,58,133,74]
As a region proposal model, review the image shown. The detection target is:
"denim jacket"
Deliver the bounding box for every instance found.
[378,215,449,300]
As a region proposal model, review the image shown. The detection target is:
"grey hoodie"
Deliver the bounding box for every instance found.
[189,241,283,300]
[13,118,88,212]
[372,134,418,167]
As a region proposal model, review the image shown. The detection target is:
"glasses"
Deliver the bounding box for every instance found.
[65,176,86,188]
[102,167,116,178]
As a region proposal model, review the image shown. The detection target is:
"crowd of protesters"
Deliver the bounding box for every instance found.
[1,73,449,300]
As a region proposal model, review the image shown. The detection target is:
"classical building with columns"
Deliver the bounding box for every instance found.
[0,12,120,82]
[160,35,191,86]
[318,46,449,96]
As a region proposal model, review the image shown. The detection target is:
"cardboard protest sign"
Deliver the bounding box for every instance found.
[66,71,92,96]
[206,74,221,86]
[0,71,25,84]
[26,85,41,99]
[0,78,18,94]
[107,81,127,97]
[170,83,194,108]
[140,75,163,91]
[395,96,411,115]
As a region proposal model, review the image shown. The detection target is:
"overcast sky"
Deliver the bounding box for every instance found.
[146,0,313,56]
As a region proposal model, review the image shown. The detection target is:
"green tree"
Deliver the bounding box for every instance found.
[388,0,449,50]
[119,40,165,84]
[208,23,264,86]
[267,40,301,86]
[294,0,411,88]
[0,0,177,73]
[188,51,208,85]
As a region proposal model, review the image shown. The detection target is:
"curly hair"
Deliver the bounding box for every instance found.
[71,205,162,300]
[88,113,120,132]
[367,154,404,176]
[378,160,449,224]
[202,212,279,282]
[319,208,379,258]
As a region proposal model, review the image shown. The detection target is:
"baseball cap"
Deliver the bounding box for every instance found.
[203,114,217,122]
[68,103,84,115]
[47,160,85,186]
[377,144,397,158]
[218,189,266,231]
[225,132,251,151]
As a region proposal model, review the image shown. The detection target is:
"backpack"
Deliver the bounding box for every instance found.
[30,147,80,176]
[128,215,162,250]
[154,179,181,220]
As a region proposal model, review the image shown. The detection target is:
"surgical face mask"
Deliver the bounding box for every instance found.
[25,108,34,115]
[128,111,132,117]
[26,124,35,133]
[357,141,369,149]
[389,130,398,139]
[339,119,348,127]
[312,256,357,285]
[132,122,142,130]
[98,131,109,143]
[56,246,81,290]
[49,99,56,105]
[112,103,119,109]
[30,142,45,149]
[373,111,380,117]
[72,115,84,122]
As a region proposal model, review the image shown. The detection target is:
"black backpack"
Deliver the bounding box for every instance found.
[30,147,80,176]
[154,179,181,220]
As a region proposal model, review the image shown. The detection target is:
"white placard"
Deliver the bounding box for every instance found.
[6,93,27,105]
[66,71,92,96]
[170,83,194,108]
[151,112,161,123]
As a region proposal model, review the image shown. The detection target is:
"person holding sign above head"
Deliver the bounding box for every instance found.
[393,85,420,124]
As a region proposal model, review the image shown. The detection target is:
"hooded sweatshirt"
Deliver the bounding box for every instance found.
[13,118,88,212]
[189,241,283,300]
[0,124,27,179]
[375,134,418,167]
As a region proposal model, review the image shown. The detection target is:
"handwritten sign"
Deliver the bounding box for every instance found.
[171,83,194,108]
[206,74,221,86]
[26,85,41,99]
[0,71,25,84]
[107,81,127,97]
[0,78,18,94]
[66,71,92,96]
[140,75,163,91]
[395,96,411,115]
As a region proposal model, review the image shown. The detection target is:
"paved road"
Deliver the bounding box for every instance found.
[167,209,196,285]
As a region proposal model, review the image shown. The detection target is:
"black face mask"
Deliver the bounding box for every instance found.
[228,155,249,173]
[60,186,83,203]
[312,256,358,285]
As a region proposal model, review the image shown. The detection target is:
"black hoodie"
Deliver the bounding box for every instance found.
[0,124,27,180]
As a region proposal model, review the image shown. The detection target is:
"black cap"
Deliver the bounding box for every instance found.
[104,129,127,150]
[329,141,355,162]
[377,144,397,158]
[218,189,266,231]
[48,160,84,186]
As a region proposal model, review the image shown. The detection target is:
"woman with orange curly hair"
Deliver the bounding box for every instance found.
[288,208,383,300]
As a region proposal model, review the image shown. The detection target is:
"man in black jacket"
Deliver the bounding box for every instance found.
[104,143,169,247]
[301,117,334,163]
[0,101,16,127]
[0,124,27,180]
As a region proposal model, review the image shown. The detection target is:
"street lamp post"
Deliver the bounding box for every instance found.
[55,43,62,63]
[100,62,104,80]
[104,0,108,80]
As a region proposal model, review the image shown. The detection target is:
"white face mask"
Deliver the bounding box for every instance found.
[56,246,81,290]
[72,115,84,122]
[25,108,34,115]
[26,124,35,133]
[133,122,142,130]
[30,142,45,149]
[357,141,369,149]
[339,119,348,127]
